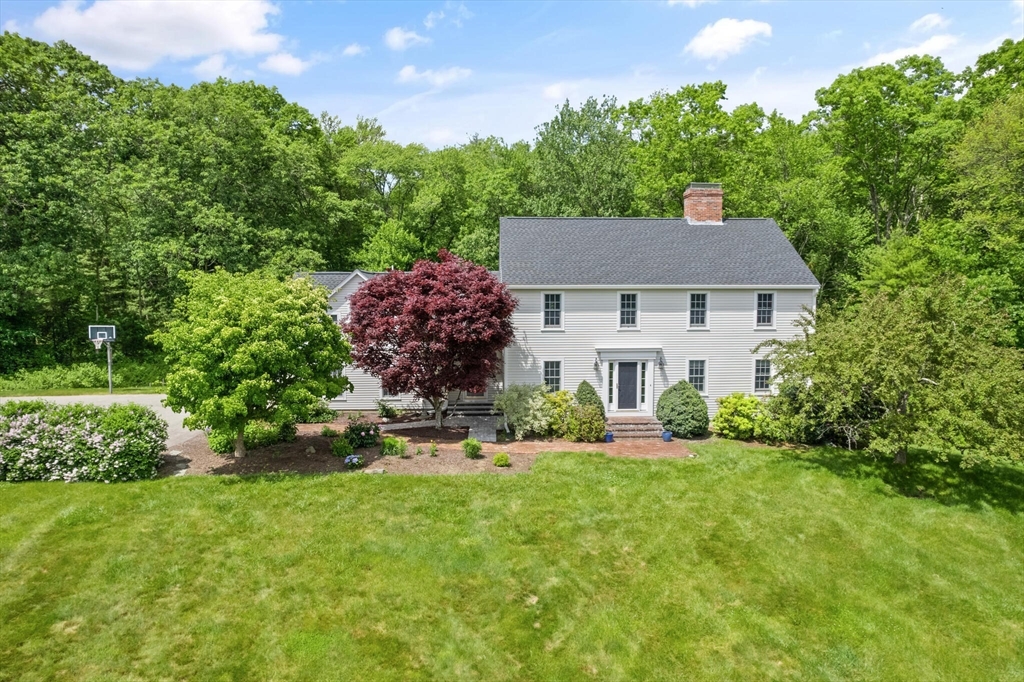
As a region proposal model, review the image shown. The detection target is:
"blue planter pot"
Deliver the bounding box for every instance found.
[605,432,614,443]
[662,431,672,442]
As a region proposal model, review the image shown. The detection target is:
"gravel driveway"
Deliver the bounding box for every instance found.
[0,394,202,448]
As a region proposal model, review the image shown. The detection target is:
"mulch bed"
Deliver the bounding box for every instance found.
[161,415,694,478]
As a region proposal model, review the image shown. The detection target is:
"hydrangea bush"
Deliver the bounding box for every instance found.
[345,419,380,448]
[0,401,168,482]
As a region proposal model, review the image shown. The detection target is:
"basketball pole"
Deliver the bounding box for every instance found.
[106,341,113,394]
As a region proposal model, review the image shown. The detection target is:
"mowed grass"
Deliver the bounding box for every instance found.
[1,442,1021,681]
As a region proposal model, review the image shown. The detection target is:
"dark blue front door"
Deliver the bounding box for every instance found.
[618,362,638,409]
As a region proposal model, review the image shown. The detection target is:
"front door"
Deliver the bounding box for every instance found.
[617,362,638,410]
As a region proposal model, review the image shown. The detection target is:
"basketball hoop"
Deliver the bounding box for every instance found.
[92,338,105,351]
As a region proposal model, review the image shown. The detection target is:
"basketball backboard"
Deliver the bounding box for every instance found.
[88,325,116,341]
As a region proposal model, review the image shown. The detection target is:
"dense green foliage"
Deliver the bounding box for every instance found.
[0,400,167,481]
[573,380,605,418]
[493,383,550,439]
[461,438,483,459]
[0,359,165,393]
[656,380,710,438]
[380,436,407,457]
[763,279,1024,466]
[2,443,1021,678]
[710,393,764,440]
[565,404,607,443]
[4,32,1022,377]
[152,270,350,457]
[206,421,298,456]
[329,436,353,458]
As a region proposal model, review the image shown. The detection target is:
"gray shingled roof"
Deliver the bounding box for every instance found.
[499,217,819,287]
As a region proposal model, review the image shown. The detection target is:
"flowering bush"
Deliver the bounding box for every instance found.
[344,453,364,469]
[0,401,168,482]
[345,419,380,448]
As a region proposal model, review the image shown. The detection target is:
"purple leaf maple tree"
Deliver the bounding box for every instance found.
[343,250,517,427]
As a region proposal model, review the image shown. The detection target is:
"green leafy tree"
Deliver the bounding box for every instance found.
[811,56,963,241]
[153,270,351,457]
[763,280,1024,467]
[531,96,635,216]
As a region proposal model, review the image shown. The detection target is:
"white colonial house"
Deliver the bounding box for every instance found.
[308,183,818,422]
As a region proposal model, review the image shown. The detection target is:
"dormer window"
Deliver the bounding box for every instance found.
[619,293,638,328]
[543,293,562,329]
[756,293,774,327]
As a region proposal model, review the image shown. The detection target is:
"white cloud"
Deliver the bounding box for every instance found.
[259,51,313,76]
[397,65,471,88]
[447,2,473,28]
[342,43,367,57]
[424,10,444,29]
[863,34,959,67]
[384,27,431,51]
[192,53,234,80]
[910,13,951,33]
[3,19,21,32]
[667,0,716,6]
[26,0,283,70]
[684,18,772,61]
[1013,0,1023,25]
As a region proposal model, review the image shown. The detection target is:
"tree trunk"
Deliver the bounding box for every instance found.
[433,399,444,429]
[893,448,907,465]
[234,428,247,458]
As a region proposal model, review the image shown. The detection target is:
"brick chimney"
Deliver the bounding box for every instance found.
[683,182,723,224]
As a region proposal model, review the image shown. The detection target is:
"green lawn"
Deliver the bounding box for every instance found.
[0,387,163,398]
[1,442,1021,681]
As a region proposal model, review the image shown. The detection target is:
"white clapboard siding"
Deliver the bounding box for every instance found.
[327,274,423,412]
[503,287,815,416]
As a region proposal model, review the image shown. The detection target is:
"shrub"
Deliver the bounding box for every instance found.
[207,421,297,454]
[493,452,511,467]
[0,401,168,482]
[344,453,364,469]
[656,381,709,438]
[320,426,340,437]
[574,380,605,418]
[330,436,354,458]
[565,404,607,442]
[345,419,380,448]
[461,438,483,459]
[0,359,169,393]
[545,390,574,437]
[380,436,407,457]
[494,384,548,438]
[429,440,438,457]
[753,383,820,444]
[376,399,399,420]
[302,400,337,424]
[711,393,763,440]
[519,391,556,440]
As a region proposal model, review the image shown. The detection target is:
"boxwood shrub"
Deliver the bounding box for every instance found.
[574,380,605,418]
[0,401,168,482]
[656,381,709,438]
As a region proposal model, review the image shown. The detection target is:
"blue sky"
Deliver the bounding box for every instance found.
[2,1,1021,146]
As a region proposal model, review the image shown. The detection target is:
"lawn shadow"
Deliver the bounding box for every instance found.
[789,446,1024,514]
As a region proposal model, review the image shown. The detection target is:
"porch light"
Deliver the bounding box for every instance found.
[658,355,665,369]
[593,357,600,370]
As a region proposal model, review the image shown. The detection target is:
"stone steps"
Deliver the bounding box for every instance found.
[448,401,496,417]
[606,417,666,439]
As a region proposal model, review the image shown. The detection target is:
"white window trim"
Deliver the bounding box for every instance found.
[687,357,709,396]
[686,291,710,331]
[541,291,564,331]
[542,358,564,393]
[380,386,402,401]
[617,291,641,331]
[753,356,774,394]
[754,291,777,330]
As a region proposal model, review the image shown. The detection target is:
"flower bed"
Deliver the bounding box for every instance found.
[0,400,168,482]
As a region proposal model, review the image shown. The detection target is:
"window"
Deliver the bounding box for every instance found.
[382,387,399,398]
[543,293,562,328]
[640,362,647,405]
[543,361,562,392]
[689,293,707,327]
[607,362,614,404]
[329,313,339,323]
[755,359,772,392]
[619,293,638,328]
[688,360,706,393]
[756,293,774,327]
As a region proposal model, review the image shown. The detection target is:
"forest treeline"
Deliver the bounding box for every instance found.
[1,33,1022,371]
